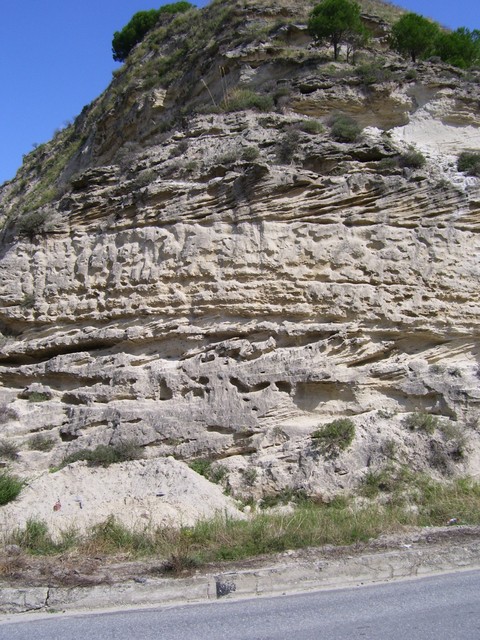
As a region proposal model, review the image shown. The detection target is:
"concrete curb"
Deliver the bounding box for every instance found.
[1,532,480,618]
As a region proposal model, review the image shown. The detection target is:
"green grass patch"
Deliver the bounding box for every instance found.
[7,475,480,566]
[311,419,355,458]
[403,412,439,434]
[0,473,25,506]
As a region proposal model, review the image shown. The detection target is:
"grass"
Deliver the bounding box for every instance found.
[28,433,56,452]
[27,392,50,403]
[55,441,143,471]
[311,419,355,458]
[0,440,19,461]
[0,473,25,506]
[403,412,439,434]
[8,474,480,567]
[189,459,228,484]
[222,89,274,113]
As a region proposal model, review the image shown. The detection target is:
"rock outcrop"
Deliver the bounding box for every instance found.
[0,0,479,533]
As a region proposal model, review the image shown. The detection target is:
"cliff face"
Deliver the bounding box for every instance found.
[0,0,479,533]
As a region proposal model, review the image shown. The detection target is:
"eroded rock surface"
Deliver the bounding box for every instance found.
[0,0,479,533]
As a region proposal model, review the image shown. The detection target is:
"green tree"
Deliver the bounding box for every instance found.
[308,0,365,61]
[112,2,193,62]
[390,12,440,62]
[435,28,480,68]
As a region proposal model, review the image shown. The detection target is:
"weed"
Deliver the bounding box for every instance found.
[311,419,355,458]
[28,433,56,452]
[0,473,25,506]
[329,113,362,143]
[0,440,19,461]
[403,412,439,434]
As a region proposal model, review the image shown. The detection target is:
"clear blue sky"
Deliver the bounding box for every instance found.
[0,0,477,185]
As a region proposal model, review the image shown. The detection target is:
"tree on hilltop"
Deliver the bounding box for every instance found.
[435,27,480,68]
[308,0,366,61]
[390,12,439,62]
[112,2,193,62]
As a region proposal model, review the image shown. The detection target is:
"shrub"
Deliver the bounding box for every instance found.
[311,418,355,458]
[403,412,439,434]
[0,440,19,461]
[242,146,260,162]
[0,473,24,506]
[399,148,426,169]
[276,128,301,163]
[260,488,309,509]
[28,433,56,452]
[222,89,273,113]
[457,152,480,177]
[17,210,50,239]
[27,392,50,403]
[329,113,362,142]
[58,441,143,470]
[295,119,324,134]
[355,62,393,85]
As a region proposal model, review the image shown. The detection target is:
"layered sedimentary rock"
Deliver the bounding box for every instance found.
[0,0,479,532]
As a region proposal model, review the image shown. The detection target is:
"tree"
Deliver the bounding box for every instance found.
[112,10,160,62]
[435,28,480,68]
[390,12,440,63]
[308,0,365,61]
[112,2,193,62]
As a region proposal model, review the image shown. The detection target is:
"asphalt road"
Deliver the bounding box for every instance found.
[2,569,480,640]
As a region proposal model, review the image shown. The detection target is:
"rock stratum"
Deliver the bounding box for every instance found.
[0,0,479,534]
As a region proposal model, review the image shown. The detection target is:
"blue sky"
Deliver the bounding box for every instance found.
[0,0,477,185]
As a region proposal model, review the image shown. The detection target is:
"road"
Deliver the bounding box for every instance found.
[2,569,480,640]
